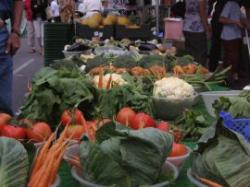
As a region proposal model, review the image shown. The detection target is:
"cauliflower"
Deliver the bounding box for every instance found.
[93,73,127,88]
[153,77,195,99]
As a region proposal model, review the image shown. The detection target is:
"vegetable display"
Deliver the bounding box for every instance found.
[79,123,173,187]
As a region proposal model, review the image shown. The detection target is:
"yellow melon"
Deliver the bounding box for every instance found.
[106,14,117,24]
[80,18,88,25]
[117,16,130,26]
[102,17,113,26]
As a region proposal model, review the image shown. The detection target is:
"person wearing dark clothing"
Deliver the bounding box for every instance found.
[31,0,48,55]
[208,0,228,71]
[0,0,23,114]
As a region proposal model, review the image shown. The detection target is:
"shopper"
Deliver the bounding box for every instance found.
[78,0,103,17]
[183,0,210,66]
[50,0,60,19]
[0,0,23,114]
[219,0,244,82]
[24,0,36,53]
[31,0,48,55]
[208,0,228,71]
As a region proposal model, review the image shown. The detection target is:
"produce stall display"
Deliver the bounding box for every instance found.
[1,31,248,187]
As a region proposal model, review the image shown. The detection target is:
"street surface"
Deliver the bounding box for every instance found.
[12,38,43,113]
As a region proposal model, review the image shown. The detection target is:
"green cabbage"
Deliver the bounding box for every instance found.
[80,123,173,187]
[0,137,29,187]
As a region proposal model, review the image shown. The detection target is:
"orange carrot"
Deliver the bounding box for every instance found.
[106,74,112,89]
[48,148,66,185]
[196,176,224,187]
[30,133,55,176]
[98,70,103,89]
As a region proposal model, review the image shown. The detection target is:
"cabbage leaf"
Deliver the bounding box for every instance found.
[0,137,29,187]
[80,123,173,187]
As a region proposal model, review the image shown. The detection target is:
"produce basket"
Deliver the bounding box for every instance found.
[71,161,179,187]
[76,23,114,39]
[187,169,208,187]
[115,25,153,40]
[200,90,241,117]
[152,94,199,120]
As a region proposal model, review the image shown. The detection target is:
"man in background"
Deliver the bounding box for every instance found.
[208,0,228,71]
[0,0,23,114]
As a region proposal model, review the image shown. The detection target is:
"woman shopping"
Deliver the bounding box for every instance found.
[183,0,210,66]
[219,0,245,83]
[31,0,48,55]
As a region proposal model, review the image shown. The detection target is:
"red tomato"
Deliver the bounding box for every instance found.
[0,113,12,133]
[0,113,11,125]
[131,112,156,129]
[169,143,188,157]
[116,107,136,126]
[1,125,26,139]
[157,121,170,132]
[61,109,86,126]
[26,122,52,142]
[65,125,86,140]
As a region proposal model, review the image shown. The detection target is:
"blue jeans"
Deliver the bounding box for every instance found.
[0,26,13,114]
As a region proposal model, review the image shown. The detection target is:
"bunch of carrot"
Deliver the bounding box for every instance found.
[28,125,70,187]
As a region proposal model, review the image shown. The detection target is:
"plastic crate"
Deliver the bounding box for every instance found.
[115,25,153,40]
[44,23,74,65]
[76,23,114,39]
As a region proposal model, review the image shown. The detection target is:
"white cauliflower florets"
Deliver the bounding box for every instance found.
[153,77,195,99]
[93,73,127,88]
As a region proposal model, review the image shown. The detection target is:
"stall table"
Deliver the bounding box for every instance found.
[57,84,228,187]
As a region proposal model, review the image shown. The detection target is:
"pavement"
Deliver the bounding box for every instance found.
[12,37,44,113]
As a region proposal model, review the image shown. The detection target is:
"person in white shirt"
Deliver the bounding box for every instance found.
[51,0,59,18]
[78,0,104,17]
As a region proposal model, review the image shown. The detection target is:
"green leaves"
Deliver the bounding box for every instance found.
[0,137,29,187]
[80,123,173,187]
[19,67,95,127]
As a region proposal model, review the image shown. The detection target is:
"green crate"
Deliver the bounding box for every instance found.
[44,23,75,65]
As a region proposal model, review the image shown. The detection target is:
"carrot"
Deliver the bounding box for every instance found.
[196,176,224,187]
[98,70,103,89]
[48,148,66,185]
[106,74,112,89]
[37,154,56,187]
[30,133,55,176]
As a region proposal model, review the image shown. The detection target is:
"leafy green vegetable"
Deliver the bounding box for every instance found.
[0,137,29,187]
[138,55,165,68]
[95,74,154,119]
[212,91,250,118]
[112,55,137,69]
[19,67,95,126]
[85,55,110,72]
[192,118,250,187]
[175,109,211,140]
[80,123,173,187]
[50,56,85,71]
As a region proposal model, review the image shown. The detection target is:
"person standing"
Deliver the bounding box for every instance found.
[219,0,244,82]
[31,0,48,55]
[183,0,211,66]
[24,0,36,53]
[208,0,228,71]
[0,0,23,114]
[50,0,60,19]
[78,0,103,17]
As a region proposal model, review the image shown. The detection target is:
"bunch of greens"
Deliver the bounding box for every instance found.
[95,74,154,118]
[79,123,173,187]
[50,56,85,71]
[138,55,165,68]
[192,117,250,187]
[213,90,250,118]
[19,67,96,126]
[174,109,211,140]
[0,137,29,187]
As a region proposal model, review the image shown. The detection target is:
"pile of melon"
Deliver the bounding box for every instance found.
[79,13,140,29]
